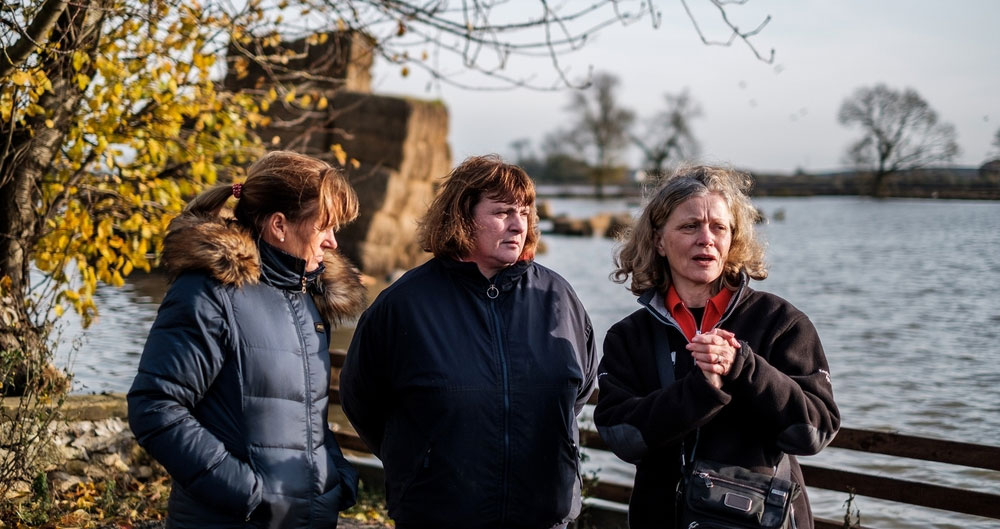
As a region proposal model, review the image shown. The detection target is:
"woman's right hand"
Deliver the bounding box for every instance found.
[687,329,740,389]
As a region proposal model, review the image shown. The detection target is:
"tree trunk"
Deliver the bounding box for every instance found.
[871,170,889,198]
[0,1,106,391]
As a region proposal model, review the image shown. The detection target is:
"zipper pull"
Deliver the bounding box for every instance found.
[300,276,307,293]
[486,284,499,299]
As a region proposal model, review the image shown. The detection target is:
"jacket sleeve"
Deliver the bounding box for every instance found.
[340,305,392,458]
[723,313,840,455]
[594,326,731,464]
[127,275,261,519]
[575,309,599,416]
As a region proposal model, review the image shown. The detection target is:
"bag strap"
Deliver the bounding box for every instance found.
[776,453,791,480]
[652,323,695,473]
[652,321,675,388]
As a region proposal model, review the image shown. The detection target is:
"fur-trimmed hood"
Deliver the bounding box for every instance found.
[161,212,366,324]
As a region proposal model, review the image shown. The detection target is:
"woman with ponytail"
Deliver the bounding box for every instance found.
[128,151,365,529]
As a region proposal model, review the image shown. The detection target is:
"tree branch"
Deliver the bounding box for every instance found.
[0,0,69,78]
[680,0,773,64]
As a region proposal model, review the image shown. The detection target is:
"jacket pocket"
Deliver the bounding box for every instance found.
[309,483,344,528]
[325,448,359,510]
[398,444,434,504]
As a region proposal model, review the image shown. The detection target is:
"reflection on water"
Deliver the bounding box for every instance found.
[60,196,1000,527]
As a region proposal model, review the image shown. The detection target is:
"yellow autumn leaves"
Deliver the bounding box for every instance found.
[2,0,377,328]
[1,0,269,327]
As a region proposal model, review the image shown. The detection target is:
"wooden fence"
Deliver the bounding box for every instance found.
[328,351,1000,528]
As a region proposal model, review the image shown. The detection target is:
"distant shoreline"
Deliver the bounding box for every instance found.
[535,166,1000,201]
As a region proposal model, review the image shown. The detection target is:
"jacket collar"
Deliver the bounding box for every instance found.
[438,257,530,295]
[257,239,322,292]
[160,212,366,323]
[638,271,750,330]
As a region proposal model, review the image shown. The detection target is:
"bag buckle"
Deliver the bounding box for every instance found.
[723,492,753,512]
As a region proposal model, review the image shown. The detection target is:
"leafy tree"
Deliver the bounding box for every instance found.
[563,72,635,197]
[0,0,270,494]
[631,88,702,174]
[837,84,959,197]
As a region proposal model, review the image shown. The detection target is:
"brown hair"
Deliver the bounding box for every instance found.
[612,165,767,296]
[418,155,539,261]
[184,150,359,234]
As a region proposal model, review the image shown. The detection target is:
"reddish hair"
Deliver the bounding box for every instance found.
[418,155,539,261]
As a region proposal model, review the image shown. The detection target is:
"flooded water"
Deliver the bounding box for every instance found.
[58,196,1000,528]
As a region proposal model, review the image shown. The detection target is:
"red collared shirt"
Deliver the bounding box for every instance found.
[665,285,734,341]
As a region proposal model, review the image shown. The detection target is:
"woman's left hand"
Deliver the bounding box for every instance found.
[687,329,741,389]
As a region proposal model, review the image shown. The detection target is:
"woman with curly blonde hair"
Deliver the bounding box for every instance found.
[595,165,839,529]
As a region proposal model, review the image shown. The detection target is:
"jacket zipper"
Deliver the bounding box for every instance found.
[695,470,769,496]
[286,290,316,495]
[486,283,511,524]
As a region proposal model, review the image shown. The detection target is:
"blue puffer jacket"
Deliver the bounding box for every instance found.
[128,213,365,529]
[340,257,598,529]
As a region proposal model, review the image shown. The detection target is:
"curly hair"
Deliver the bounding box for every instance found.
[417,154,539,261]
[612,165,767,296]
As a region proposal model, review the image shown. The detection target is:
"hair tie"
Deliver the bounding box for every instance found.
[232,183,243,199]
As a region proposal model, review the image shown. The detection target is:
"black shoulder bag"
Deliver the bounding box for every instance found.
[652,323,800,529]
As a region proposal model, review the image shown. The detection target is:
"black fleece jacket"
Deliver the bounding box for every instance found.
[594,281,839,529]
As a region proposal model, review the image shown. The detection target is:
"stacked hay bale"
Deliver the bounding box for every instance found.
[224,31,451,278]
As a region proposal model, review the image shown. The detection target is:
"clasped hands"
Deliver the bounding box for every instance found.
[686,329,740,389]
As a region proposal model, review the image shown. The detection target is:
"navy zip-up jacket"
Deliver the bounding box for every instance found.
[128,213,364,529]
[340,257,597,529]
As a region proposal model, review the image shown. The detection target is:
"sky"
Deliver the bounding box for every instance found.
[366,0,1000,174]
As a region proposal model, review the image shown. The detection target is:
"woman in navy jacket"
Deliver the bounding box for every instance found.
[341,155,597,529]
[128,151,364,529]
[594,166,840,528]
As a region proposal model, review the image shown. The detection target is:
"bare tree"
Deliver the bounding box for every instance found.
[631,89,702,174]
[564,72,635,197]
[838,84,959,197]
[320,0,775,90]
[993,127,1000,152]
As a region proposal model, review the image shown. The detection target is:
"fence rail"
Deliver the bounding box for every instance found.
[329,351,1000,528]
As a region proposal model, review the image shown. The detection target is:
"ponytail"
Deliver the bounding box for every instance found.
[183,183,240,217]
